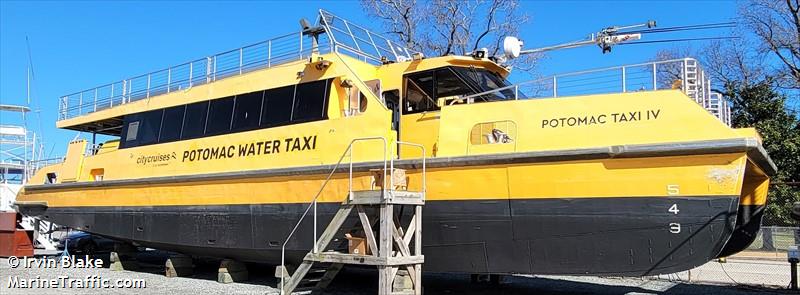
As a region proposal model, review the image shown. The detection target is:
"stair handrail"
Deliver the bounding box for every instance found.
[392,141,426,196]
[280,136,388,294]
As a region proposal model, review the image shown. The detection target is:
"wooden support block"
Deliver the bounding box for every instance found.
[393,269,413,292]
[109,251,139,271]
[274,265,290,280]
[372,168,407,190]
[165,255,194,278]
[218,259,248,283]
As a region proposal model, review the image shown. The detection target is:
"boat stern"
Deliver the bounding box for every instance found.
[717,129,775,258]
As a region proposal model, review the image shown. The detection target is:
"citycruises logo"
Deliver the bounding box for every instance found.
[133,152,177,167]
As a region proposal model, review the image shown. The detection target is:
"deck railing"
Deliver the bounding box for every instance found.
[58,9,414,121]
[455,57,732,126]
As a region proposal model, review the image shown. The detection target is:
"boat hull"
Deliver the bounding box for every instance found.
[18,138,774,276]
[25,195,738,276]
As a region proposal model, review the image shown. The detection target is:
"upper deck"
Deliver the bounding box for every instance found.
[458,57,731,126]
[56,9,732,134]
[57,10,413,133]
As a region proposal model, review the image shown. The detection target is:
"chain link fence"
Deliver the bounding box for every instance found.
[647,226,798,289]
[746,226,799,257]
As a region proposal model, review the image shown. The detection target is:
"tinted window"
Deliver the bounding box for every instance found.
[205,97,234,135]
[261,85,295,127]
[181,101,209,140]
[232,91,263,131]
[121,109,162,148]
[292,79,329,122]
[159,105,185,142]
[404,72,437,114]
[452,67,516,101]
[436,68,473,98]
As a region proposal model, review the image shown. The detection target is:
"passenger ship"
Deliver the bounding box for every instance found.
[16,10,774,276]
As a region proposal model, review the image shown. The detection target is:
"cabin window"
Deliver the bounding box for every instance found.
[159,105,185,142]
[292,79,330,122]
[121,109,162,148]
[125,121,140,141]
[232,91,264,131]
[436,68,473,98]
[402,67,515,114]
[117,79,333,149]
[451,67,516,100]
[181,101,209,140]
[404,72,437,114]
[46,172,57,184]
[205,97,234,135]
[262,85,295,127]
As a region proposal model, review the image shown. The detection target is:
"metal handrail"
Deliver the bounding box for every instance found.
[393,141,426,195]
[451,57,732,126]
[278,138,427,294]
[58,9,415,122]
[279,136,388,294]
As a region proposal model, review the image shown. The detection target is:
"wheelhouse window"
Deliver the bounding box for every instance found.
[404,72,437,114]
[451,67,516,101]
[402,66,514,114]
[436,68,473,98]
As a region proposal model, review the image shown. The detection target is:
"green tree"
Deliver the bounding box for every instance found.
[725,81,800,226]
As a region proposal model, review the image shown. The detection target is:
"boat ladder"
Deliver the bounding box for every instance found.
[278,137,426,295]
[19,216,59,251]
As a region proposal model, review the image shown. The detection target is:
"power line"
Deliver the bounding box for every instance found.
[618,36,740,45]
[620,22,736,35]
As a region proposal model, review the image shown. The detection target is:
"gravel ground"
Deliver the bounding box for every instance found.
[0,252,792,295]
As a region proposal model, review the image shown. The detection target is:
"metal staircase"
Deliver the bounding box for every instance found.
[18,216,59,250]
[278,137,426,295]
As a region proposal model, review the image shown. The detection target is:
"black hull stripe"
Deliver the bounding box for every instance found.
[28,196,740,276]
[25,137,775,192]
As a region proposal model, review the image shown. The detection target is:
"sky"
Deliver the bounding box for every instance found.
[0,0,738,156]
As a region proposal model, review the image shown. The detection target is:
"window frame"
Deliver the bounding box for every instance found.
[180,100,210,140]
[117,79,333,149]
[401,67,481,115]
[291,79,331,123]
[158,105,186,143]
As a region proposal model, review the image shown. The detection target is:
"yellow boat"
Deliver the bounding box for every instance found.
[16,10,774,276]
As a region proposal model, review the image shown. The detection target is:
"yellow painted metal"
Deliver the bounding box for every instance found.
[739,159,769,206]
[20,54,770,210]
[400,112,440,157]
[20,153,746,208]
[58,140,87,183]
[437,90,741,156]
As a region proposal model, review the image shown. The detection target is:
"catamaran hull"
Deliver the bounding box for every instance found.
[17,138,774,276]
[23,195,738,276]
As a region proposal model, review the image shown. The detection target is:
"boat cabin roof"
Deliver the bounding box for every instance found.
[55,9,511,136]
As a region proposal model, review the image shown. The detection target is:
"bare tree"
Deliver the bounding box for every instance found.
[701,39,767,87]
[360,0,538,72]
[739,0,800,89]
[360,0,422,50]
